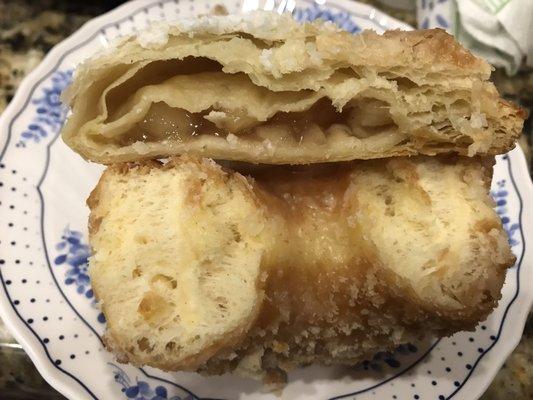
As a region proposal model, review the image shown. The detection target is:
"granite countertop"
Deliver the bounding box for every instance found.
[0,1,531,399]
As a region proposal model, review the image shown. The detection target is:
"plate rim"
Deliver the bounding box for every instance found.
[0,1,531,399]
[448,147,533,400]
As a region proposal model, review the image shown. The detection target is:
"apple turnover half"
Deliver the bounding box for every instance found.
[62,12,524,164]
[88,156,514,379]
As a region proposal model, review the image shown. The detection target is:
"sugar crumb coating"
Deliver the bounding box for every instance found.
[88,156,514,381]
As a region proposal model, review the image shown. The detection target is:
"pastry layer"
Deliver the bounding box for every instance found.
[62,12,524,164]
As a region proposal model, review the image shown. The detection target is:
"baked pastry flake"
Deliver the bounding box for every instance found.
[61,12,524,164]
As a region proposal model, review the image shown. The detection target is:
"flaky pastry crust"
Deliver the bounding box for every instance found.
[62,12,524,165]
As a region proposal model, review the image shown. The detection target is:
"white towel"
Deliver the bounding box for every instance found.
[417,0,533,75]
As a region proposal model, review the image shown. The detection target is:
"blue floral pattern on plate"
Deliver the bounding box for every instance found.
[110,363,196,400]
[419,0,450,29]
[54,227,106,323]
[362,343,419,372]
[18,70,72,147]
[492,179,520,247]
[293,4,361,33]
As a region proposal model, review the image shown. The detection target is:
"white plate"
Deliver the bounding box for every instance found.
[0,1,531,399]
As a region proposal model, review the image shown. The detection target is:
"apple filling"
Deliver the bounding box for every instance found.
[88,58,479,160]
[117,97,401,149]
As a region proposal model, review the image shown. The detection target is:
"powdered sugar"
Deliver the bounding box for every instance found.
[259,49,273,69]
[134,11,302,49]
[137,23,170,49]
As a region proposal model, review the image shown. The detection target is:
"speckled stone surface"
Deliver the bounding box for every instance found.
[0,1,531,399]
